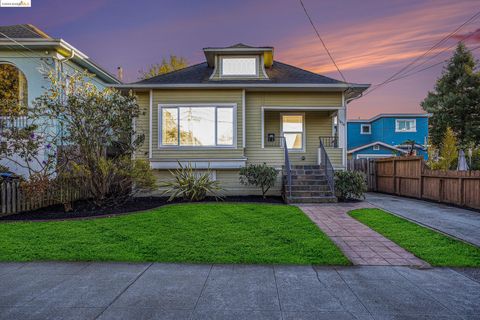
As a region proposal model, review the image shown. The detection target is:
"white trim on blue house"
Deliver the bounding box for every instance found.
[347,141,407,154]
[360,124,371,134]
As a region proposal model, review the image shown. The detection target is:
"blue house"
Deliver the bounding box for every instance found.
[347,114,429,160]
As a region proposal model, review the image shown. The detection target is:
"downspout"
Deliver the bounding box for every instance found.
[343,88,366,168]
[242,89,246,149]
[56,49,76,160]
[58,49,76,77]
[342,91,347,169]
[149,89,153,159]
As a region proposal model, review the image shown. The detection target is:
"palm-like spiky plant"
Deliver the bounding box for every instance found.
[160,162,224,202]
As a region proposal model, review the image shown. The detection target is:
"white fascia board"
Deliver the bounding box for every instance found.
[348,141,407,154]
[113,83,369,90]
[150,159,247,169]
[0,39,120,84]
[262,106,344,111]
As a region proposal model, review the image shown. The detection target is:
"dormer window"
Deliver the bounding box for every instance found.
[221,57,257,77]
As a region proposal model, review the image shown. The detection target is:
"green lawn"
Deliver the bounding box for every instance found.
[349,208,480,267]
[0,203,349,265]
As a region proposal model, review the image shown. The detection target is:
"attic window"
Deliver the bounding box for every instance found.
[221,57,257,76]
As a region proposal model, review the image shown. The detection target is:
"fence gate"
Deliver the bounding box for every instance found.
[347,158,376,191]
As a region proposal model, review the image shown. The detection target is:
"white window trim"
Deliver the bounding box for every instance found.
[373,145,380,151]
[280,112,306,152]
[360,124,371,135]
[395,119,416,132]
[158,103,237,149]
[219,55,259,78]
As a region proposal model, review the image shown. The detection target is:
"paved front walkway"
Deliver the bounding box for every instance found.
[366,193,480,247]
[0,262,479,320]
[299,203,428,267]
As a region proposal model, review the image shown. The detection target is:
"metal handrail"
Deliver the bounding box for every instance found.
[279,136,292,199]
[319,138,335,192]
[319,135,339,148]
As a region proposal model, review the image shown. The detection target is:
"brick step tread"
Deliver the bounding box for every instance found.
[289,165,322,169]
[284,180,330,186]
[290,175,327,179]
[289,170,326,175]
[285,196,338,203]
[289,192,334,197]
[287,185,332,191]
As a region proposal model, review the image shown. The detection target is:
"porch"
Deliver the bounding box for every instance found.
[260,109,345,169]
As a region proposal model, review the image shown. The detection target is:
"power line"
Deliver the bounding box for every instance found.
[386,29,480,84]
[363,10,480,97]
[299,0,348,83]
[384,44,480,83]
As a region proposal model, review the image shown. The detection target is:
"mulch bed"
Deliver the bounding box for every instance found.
[0,196,285,221]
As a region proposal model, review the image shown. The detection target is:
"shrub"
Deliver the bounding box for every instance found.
[470,148,480,170]
[427,128,458,170]
[72,157,156,208]
[334,170,367,201]
[160,162,223,202]
[239,163,278,199]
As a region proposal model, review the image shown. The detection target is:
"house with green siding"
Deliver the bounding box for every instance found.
[117,44,369,202]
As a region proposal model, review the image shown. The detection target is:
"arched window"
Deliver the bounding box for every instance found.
[0,63,28,114]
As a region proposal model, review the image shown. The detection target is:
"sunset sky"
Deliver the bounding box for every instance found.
[1,0,479,119]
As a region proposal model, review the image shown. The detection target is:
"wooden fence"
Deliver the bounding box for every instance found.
[347,158,376,191]
[0,178,89,216]
[364,156,480,210]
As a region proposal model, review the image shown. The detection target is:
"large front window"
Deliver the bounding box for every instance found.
[282,114,304,150]
[161,105,234,147]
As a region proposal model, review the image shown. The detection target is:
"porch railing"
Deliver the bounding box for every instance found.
[319,138,335,192]
[319,135,338,148]
[279,136,292,199]
[0,116,28,133]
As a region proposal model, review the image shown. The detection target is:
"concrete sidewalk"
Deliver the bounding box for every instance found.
[366,193,480,247]
[1,262,479,319]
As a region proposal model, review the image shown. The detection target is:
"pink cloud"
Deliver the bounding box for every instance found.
[277,0,479,74]
[452,28,480,43]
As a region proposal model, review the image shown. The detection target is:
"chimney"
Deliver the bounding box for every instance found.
[117,66,123,81]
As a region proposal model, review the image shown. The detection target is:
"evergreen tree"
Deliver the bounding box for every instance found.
[421,43,480,148]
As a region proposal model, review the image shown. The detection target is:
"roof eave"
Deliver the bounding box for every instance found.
[203,47,274,67]
[348,141,408,154]
[348,113,432,123]
[114,83,369,90]
[0,38,120,84]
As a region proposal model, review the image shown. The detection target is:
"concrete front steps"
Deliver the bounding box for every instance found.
[283,165,337,203]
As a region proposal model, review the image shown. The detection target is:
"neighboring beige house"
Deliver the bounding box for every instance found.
[118,44,369,202]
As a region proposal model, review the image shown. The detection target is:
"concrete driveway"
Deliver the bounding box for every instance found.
[0,262,479,320]
[366,193,480,247]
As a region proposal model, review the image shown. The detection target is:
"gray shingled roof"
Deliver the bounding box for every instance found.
[136,61,344,85]
[204,43,273,50]
[0,24,51,39]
